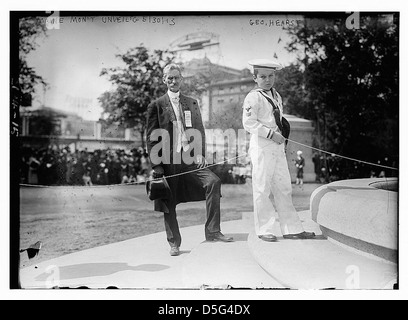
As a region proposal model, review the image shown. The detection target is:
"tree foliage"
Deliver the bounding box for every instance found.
[18,17,48,98]
[182,72,211,103]
[284,14,398,165]
[99,46,174,143]
[275,65,310,118]
[99,46,213,146]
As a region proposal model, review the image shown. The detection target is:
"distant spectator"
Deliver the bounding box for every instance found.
[229,165,249,184]
[295,150,305,186]
[312,153,321,182]
[20,155,29,183]
[140,153,150,177]
[82,171,93,186]
[28,154,40,184]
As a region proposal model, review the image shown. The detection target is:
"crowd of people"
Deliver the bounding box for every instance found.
[20,144,397,187]
[20,145,151,186]
[312,153,398,183]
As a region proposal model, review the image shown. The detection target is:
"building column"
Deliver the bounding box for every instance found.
[125,128,131,141]
[95,122,102,140]
[22,116,29,136]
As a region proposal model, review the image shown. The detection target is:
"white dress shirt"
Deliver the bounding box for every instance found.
[168,90,189,152]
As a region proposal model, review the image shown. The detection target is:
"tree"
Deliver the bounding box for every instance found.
[285,14,399,170]
[28,110,60,136]
[18,16,48,103]
[181,71,211,104]
[99,46,175,147]
[275,64,310,118]
[99,46,213,148]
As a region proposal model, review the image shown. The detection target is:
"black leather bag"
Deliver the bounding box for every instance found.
[146,177,172,201]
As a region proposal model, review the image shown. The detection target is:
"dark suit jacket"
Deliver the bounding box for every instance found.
[146,93,207,212]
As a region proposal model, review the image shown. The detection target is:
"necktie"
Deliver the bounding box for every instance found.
[260,90,283,133]
[171,96,190,152]
[171,96,180,105]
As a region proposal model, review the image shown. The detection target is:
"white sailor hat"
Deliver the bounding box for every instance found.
[248,59,283,73]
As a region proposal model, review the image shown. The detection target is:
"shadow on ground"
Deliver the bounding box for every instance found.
[34,262,170,281]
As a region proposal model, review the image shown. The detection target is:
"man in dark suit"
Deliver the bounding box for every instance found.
[146,63,233,256]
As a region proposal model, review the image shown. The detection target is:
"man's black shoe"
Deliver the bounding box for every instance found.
[283,231,316,240]
[258,234,278,242]
[170,246,180,256]
[206,232,234,242]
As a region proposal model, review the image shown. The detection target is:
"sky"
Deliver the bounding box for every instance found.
[26,13,304,120]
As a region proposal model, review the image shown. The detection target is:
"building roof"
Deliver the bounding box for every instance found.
[209,77,254,88]
[285,114,314,128]
[182,57,244,81]
[20,106,81,119]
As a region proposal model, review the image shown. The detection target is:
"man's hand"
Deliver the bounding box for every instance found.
[271,131,286,145]
[196,155,208,169]
[152,166,165,179]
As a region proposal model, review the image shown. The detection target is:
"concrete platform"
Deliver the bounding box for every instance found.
[248,232,397,290]
[245,180,398,289]
[20,199,398,290]
[19,219,282,289]
[310,178,398,260]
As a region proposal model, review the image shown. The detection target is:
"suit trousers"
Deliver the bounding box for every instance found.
[163,159,221,248]
[249,136,304,236]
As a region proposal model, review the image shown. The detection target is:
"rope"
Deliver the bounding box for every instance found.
[19,153,249,188]
[19,137,398,189]
[286,138,398,171]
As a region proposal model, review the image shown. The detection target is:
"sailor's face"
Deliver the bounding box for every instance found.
[163,69,183,93]
[254,68,276,90]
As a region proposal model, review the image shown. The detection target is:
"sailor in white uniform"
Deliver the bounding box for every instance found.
[242,59,315,242]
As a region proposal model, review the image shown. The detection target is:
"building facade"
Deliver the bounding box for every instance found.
[207,76,254,124]
[19,106,143,151]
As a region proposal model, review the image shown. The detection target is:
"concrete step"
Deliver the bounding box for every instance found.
[181,219,282,289]
[310,179,398,260]
[247,210,398,289]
